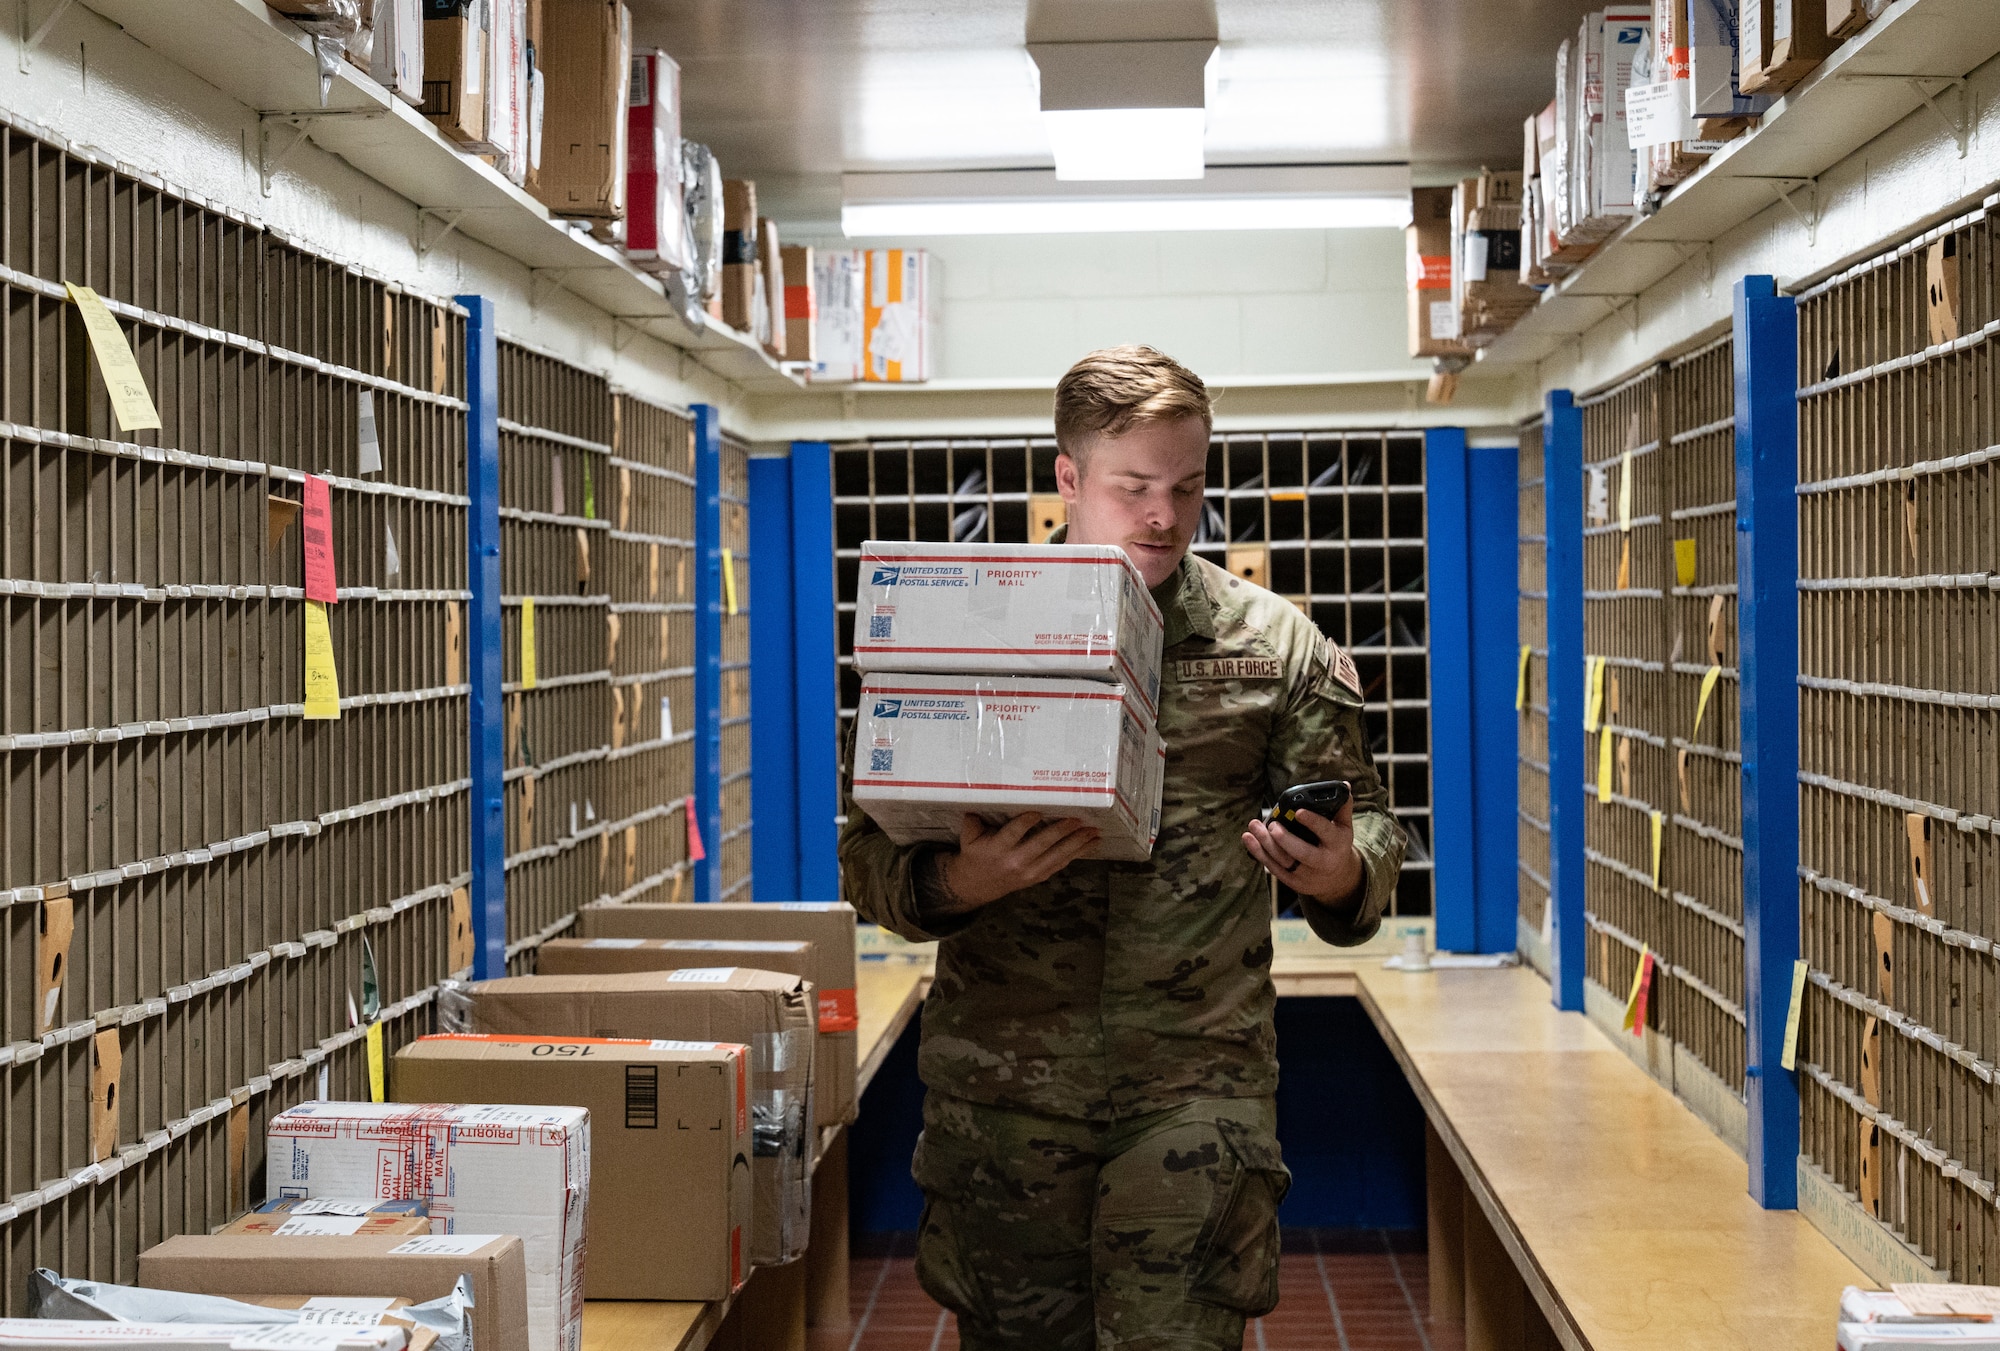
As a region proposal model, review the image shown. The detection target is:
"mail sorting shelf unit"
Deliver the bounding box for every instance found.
[495,338,612,970]
[1517,416,1551,967]
[0,112,470,1308]
[828,432,1435,918]
[718,431,753,899]
[595,393,698,906]
[1572,342,1746,1133]
[1196,431,1434,918]
[1794,196,2000,1282]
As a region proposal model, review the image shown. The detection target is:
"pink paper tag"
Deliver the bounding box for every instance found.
[687,796,707,863]
[302,475,338,602]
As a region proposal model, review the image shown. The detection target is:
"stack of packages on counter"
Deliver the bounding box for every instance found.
[1450,171,1535,348]
[808,250,932,383]
[426,958,815,1278]
[848,541,1168,860]
[1838,1284,2000,1348]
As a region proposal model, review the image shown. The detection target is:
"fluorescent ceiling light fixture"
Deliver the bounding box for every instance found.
[841,166,1412,236]
[1043,107,1206,180]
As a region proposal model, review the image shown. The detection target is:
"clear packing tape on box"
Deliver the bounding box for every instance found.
[26,1270,474,1351]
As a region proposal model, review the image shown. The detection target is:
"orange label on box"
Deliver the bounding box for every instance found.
[785,284,815,320]
[1413,254,1451,290]
[819,987,859,1033]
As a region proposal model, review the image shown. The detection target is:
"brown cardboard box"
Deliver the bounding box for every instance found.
[219,1197,432,1238]
[446,969,813,1268]
[1740,0,1830,94]
[421,2,486,145]
[1826,0,1871,38]
[781,244,816,363]
[1407,186,1469,359]
[721,179,758,332]
[759,218,786,357]
[138,1234,529,1351]
[394,1034,752,1301]
[538,936,841,1129]
[579,902,859,1125]
[531,0,628,220]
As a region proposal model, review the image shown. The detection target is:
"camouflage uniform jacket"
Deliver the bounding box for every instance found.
[838,547,1406,1121]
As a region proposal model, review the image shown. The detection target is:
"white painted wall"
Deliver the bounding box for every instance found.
[5,4,743,421]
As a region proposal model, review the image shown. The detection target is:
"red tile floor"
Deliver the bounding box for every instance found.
[845,1229,1463,1351]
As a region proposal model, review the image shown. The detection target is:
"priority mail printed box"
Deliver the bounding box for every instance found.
[265,1103,587,1351]
[394,1035,751,1302]
[576,903,860,1125]
[851,673,1166,863]
[440,969,814,1269]
[0,1322,412,1351]
[538,936,843,1129]
[852,541,1165,721]
[138,1233,530,1351]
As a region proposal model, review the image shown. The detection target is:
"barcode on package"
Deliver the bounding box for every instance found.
[870,748,894,773]
[869,614,893,639]
[625,1065,659,1129]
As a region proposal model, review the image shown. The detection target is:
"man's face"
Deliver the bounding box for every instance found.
[1056,417,1209,590]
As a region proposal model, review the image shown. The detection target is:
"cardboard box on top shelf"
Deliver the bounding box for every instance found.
[368,0,424,104]
[862,248,931,382]
[1826,0,1877,38]
[781,244,817,363]
[440,969,814,1269]
[531,0,628,221]
[759,217,786,358]
[721,179,759,332]
[1592,11,1654,227]
[138,1233,530,1351]
[394,1035,752,1303]
[851,672,1168,863]
[523,0,542,189]
[1457,171,1536,345]
[575,903,860,1126]
[813,248,865,381]
[1688,0,1768,136]
[1740,0,1830,94]
[623,49,685,274]
[219,1197,432,1238]
[264,1103,587,1351]
[535,936,841,1129]
[1629,0,1721,192]
[1407,186,1470,358]
[421,0,486,145]
[480,0,528,181]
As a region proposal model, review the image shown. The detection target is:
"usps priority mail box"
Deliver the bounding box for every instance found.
[851,672,1165,861]
[266,1102,588,1351]
[851,541,1164,722]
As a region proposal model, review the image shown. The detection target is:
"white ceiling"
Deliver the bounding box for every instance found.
[632,0,1598,186]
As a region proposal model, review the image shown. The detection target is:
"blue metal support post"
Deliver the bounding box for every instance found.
[692,404,725,902]
[1424,428,1477,952]
[1735,274,1802,1209]
[458,293,506,978]
[789,442,842,902]
[1467,443,1520,954]
[747,455,799,899]
[1543,390,1586,1010]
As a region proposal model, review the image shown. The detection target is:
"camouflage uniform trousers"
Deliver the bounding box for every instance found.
[911,1090,1290,1351]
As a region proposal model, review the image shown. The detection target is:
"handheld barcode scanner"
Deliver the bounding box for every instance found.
[1268,780,1352,848]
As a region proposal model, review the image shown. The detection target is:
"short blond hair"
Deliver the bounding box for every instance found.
[1053,345,1212,469]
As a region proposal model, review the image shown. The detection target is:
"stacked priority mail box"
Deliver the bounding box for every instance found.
[1839,1284,2000,1348]
[849,540,1168,862]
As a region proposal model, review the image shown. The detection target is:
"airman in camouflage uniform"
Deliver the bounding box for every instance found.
[839,347,1405,1351]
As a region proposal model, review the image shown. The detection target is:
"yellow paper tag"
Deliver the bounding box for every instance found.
[722,547,740,616]
[1622,943,1651,1031]
[1674,538,1697,588]
[366,1022,385,1103]
[65,283,162,432]
[1515,645,1531,711]
[1596,726,1614,803]
[1650,809,1665,888]
[1617,445,1634,532]
[1583,656,1606,732]
[1780,958,1809,1071]
[303,601,341,719]
[1693,664,1721,741]
[521,597,538,690]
